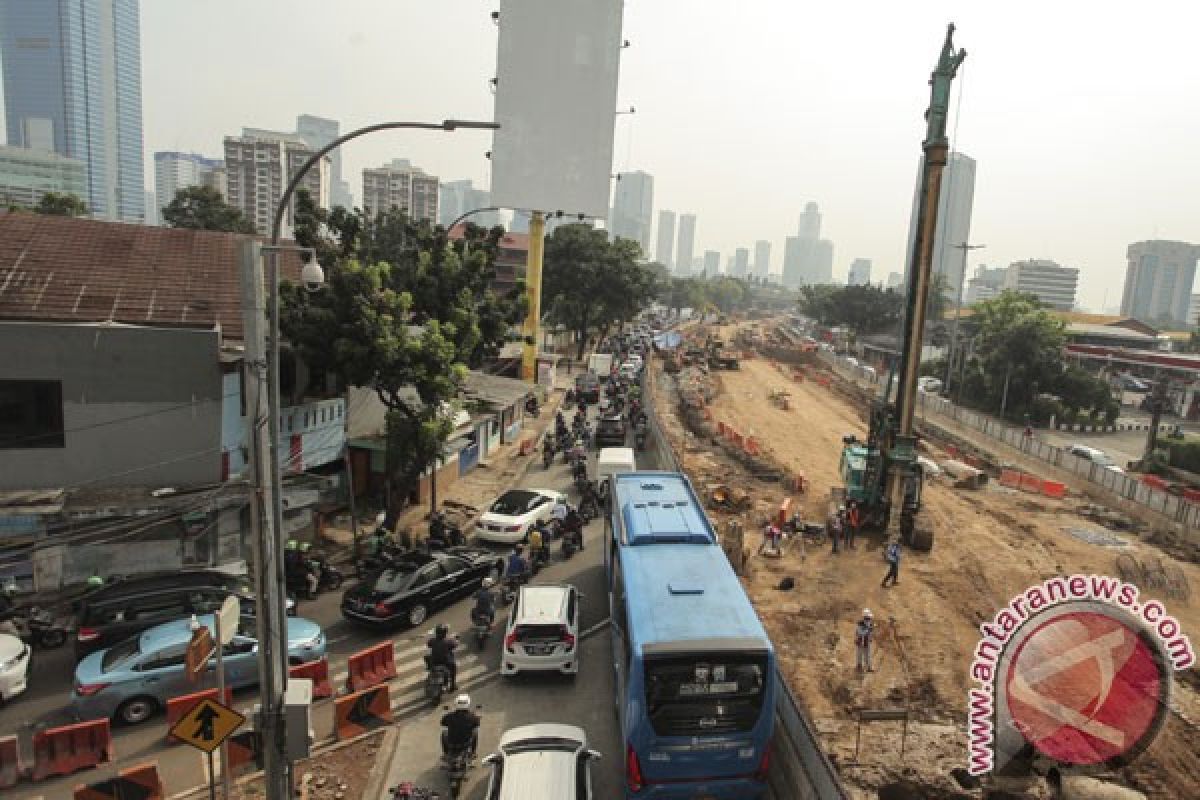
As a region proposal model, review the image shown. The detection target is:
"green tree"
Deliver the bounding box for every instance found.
[797,283,903,336]
[35,191,88,217]
[279,192,525,509]
[162,186,255,233]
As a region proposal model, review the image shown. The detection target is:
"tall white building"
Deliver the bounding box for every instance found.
[296,114,354,209]
[886,271,903,290]
[610,170,654,255]
[1003,259,1079,310]
[733,248,749,278]
[676,213,696,277]
[703,250,720,276]
[154,151,224,217]
[782,201,834,286]
[440,179,498,229]
[1189,294,1200,327]
[965,264,1008,305]
[362,159,439,223]
[753,240,771,278]
[798,202,821,240]
[848,258,872,286]
[1120,240,1199,326]
[224,130,328,236]
[655,210,676,269]
[905,151,976,302]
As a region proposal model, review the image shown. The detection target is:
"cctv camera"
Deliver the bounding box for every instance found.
[301,257,325,292]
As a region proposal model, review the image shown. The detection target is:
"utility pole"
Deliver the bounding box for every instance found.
[942,242,985,392]
[522,211,547,382]
[1144,376,1170,462]
[238,240,291,799]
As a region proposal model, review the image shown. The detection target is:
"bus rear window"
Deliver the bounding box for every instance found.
[644,654,767,736]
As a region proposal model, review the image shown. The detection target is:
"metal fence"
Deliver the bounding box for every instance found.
[819,352,1200,535]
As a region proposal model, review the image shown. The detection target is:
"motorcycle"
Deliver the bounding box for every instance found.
[441,703,481,799]
[470,609,492,650]
[499,573,528,606]
[571,461,589,490]
[634,426,648,451]
[4,605,69,649]
[561,527,582,560]
[542,443,555,469]
[285,555,342,600]
[525,395,540,417]
[388,782,441,799]
[425,660,453,705]
[579,492,599,523]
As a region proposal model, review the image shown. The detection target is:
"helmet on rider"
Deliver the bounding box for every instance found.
[435,623,449,639]
[481,577,495,589]
[299,542,311,553]
[513,544,524,554]
[285,539,298,550]
[455,693,471,710]
[862,608,873,619]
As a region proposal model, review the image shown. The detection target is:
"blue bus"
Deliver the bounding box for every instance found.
[605,472,776,799]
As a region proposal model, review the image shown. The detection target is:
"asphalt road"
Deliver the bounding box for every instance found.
[4,403,631,799]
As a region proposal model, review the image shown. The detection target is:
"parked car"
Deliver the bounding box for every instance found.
[341,548,505,629]
[483,723,599,800]
[594,414,627,448]
[918,376,943,393]
[1067,444,1125,473]
[501,585,580,677]
[74,570,295,660]
[72,614,324,725]
[475,488,566,545]
[0,633,31,701]
[574,374,601,404]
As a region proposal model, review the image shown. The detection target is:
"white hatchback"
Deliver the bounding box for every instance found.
[483,723,599,800]
[0,632,30,701]
[502,585,580,677]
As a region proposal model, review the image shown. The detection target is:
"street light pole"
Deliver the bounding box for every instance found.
[252,118,497,800]
[943,242,985,392]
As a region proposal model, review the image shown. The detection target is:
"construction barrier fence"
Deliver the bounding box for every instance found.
[30,718,114,782]
[346,640,398,692]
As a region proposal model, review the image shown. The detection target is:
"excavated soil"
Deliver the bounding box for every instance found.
[653,323,1200,799]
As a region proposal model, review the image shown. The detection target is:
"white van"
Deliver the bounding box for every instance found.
[597,447,637,490]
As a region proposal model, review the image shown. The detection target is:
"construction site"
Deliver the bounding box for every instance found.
[650,317,1200,799]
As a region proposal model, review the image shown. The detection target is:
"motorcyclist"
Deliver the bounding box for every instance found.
[440,694,480,760]
[284,540,316,595]
[367,525,394,559]
[298,542,320,596]
[427,511,450,551]
[528,524,545,569]
[562,506,585,551]
[0,583,18,636]
[472,578,497,627]
[506,545,529,580]
[425,623,459,691]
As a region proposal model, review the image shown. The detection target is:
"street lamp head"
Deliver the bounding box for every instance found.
[301,253,326,293]
[442,119,501,131]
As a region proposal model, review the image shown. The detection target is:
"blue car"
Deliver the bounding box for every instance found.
[72,614,325,725]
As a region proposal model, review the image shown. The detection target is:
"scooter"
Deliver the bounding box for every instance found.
[561,527,581,560]
[425,660,452,705]
[634,426,648,451]
[441,703,481,799]
[499,573,527,606]
[4,605,69,649]
[542,443,555,469]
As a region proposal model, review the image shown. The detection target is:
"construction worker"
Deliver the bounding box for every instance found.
[846,500,861,549]
[855,609,875,672]
[827,507,842,554]
[881,538,901,587]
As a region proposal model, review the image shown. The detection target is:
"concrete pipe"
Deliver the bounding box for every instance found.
[1049,769,1147,800]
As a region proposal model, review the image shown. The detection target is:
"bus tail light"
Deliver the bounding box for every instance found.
[754,745,771,781]
[626,744,644,793]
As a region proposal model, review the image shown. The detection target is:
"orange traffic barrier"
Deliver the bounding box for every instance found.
[745,437,761,456]
[29,719,113,782]
[793,471,808,493]
[518,438,534,456]
[999,469,1022,488]
[225,730,263,780]
[775,497,792,526]
[1041,480,1066,499]
[346,640,397,692]
[289,657,333,699]
[732,432,745,449]
[165,688,232,744]
[1183,488,1200,504]
[0,734,22,788]
[334,685,393,740]
[717,421,728,437]
[792,371,805,383]
[1141,475,1169,491]
[74,761,163,800]
[1018,474,1044,494]
[945,445,959,458]
[816,375,831,388]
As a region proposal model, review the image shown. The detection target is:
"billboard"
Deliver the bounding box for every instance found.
[491,0,624,219]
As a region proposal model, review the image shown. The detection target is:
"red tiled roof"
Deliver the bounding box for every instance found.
[0,212,304,341]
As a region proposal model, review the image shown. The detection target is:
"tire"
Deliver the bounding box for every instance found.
[408,604,429,627]
[324,569,344,591]
[37,628,67,649]
[116,696,159,726]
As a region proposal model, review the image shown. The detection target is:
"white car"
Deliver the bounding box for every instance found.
[618,362,639,381]
[483,723,599,800]
[475,488,565,544]
[918,377,943,393]
[1068,445,1125,473]
[0,632,31,701]
[502,585,580,677]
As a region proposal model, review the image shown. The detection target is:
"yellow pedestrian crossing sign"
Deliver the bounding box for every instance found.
[170,697,245,753]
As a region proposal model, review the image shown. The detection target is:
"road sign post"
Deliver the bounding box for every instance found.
[215,595,239,799]
[186,625,215,684]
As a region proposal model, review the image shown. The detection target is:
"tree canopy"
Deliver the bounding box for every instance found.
[35,191,88,217]
[162,185,255,233]
[798,283,905,336]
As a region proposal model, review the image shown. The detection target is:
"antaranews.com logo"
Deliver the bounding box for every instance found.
[967,574,1194,776]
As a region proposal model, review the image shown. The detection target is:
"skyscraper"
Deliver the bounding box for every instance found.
[224,130,329,235]
[296,114,354,209]
[964,264,1007,305]
[154,151,224,217]
[733,248,750,278]
[655,210,676,269]
[676,214,696,277]
[0,0,145,221]
[1003,259,1079,311]
[1120,240,1200,325]
[439,179,498,229]
[784,201,834,286]
[904,151,976,301]
[848,258,872,286]
[703,250,720,276]
[754,240,771,278]
[809,239,834,284]
[886,271,904,290]
[610,170,653,255]
[798,202,821,240]
[782,237,804,287]
[362,159,439,223]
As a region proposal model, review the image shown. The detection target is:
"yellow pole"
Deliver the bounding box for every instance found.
[521,211,546,382]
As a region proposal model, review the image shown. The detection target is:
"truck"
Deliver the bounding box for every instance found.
[587,352,613,376]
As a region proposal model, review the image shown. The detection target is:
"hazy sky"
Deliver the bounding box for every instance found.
[136,1,1198,312]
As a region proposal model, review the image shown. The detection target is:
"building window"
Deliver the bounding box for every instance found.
[0,380,65,448]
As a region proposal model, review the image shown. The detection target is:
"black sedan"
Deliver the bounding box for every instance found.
[594,414,627,447]
[341,548,505,628]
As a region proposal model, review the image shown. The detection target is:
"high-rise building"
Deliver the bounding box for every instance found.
[0,0,145,221]
[754,240,771,278]
[847,258,872,286]
[224,130,329,235]
[675,214,696,277]
[361,158,439,223]
[153,151,224,217]
[904,151,976,301]
[1189,294,1200,327]
[886,271,903,290]
[610,170,653,255]
[964,264,1008,305]
[655,210,676,269]
[784,201,835,285]
[811,240,834,284]
[733,248,750,278]
[1003,259,1079,311]
[296,114,354,209]
[703,250,720,276]
[0,144,86,208]
[1120,240,1200,326]
[782,237,804,287]
[439,180,498,229]
[798,202,821,240]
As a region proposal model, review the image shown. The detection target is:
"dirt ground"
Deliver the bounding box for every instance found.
[653,323,1200,799]
[230,732,384,800]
